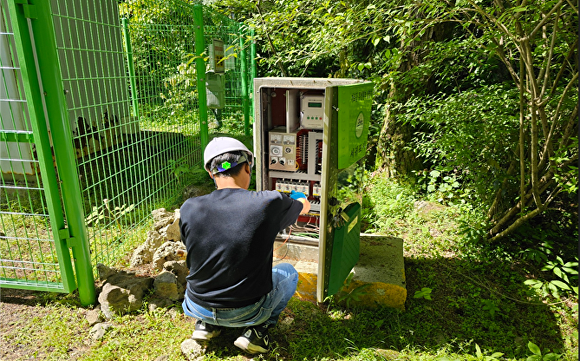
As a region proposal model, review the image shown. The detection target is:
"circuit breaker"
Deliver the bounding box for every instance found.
[253,77,374,302]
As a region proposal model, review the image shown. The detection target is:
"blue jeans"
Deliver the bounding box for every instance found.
[182,263,298,328]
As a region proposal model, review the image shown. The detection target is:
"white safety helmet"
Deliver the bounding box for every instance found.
[203,137,254,173]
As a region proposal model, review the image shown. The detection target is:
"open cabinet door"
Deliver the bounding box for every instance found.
[317,82,374,302]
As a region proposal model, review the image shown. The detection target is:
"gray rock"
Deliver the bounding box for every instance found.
[154,271,183,301]
[163,260,188,286]
[96,263,118,281]
[155,356,169,361]
[181,339,207,361]
[89,323,112,340]
[168,307,182,319]
[148,297,173,312]
[152,208,174,230]
[160,217,181,242]
[98,272,154,318]
[86,307,104,326]
[130,230,165,267]
[153,241,186,271]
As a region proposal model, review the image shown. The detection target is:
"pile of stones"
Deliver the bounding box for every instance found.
[88,208,190,340]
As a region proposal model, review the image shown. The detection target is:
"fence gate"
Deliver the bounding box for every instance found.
[0,0,79,295]
[2,0,254,305]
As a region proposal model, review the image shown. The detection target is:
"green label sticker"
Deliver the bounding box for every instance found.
[337,83,373,169]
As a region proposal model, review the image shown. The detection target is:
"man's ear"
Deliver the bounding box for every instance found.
[245,163,251,174]
[207,170,214,179]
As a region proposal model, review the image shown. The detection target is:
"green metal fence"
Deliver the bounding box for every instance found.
[0,0,254,305]
[0,0,67,290]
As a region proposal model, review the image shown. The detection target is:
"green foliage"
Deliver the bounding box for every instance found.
[215,0,579,243]
[362,173,416,232]
[526,341,562,361]
[472,344,504,361]
[480,299,501,319]
[413,287,433,300]
[85,200,136,233]
[335,272,372,309]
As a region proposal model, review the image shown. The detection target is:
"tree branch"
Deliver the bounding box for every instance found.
[551,71,579,130]
[529,0,564,39]
[538,74,579,170]
[519,54,526,220]
[539,7,561,100]
[465,0,518,41]
[254,0,288,77]
[488,207,544,242]
[548,38,578,100]
[557,104,579,150]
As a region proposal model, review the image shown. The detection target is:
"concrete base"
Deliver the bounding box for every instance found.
[273,234,406,310]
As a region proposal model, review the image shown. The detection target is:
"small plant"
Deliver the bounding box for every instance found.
[85,199,135,232]
[473,343,504,361]
[413,287,433,300]
[481,299,501,318]
[523,250,579,298]
[168,159,192,184]
[334,272,371,309]
[526,341,561,361]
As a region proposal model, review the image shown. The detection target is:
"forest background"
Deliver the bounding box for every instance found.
[204,0,578,293]
[1,1,577,360]
[201,1,579,358]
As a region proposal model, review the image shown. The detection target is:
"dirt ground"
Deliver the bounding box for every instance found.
[1,288,56,360]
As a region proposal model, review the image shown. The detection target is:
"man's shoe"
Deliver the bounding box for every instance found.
[234,324,270,354]
[191,320,222,341]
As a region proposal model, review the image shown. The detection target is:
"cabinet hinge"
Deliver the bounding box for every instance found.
[15,0,37,19]
[58,228,78,248]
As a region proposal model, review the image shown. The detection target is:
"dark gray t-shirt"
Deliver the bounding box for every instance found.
[180,188,303,308]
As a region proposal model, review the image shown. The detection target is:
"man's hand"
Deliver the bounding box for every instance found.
[290,191,310,214]
[290,190,307,200]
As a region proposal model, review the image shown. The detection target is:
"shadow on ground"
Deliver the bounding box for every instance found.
[0,255,572,361]
[193,257,567,360]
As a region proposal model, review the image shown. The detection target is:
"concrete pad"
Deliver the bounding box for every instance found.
[346,234,406,310]
[273,234,406,310]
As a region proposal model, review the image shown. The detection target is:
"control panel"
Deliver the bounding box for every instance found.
[268,128,297,171]
[258,88,327,228]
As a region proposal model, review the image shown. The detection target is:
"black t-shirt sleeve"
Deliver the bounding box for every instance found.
[276,192,304,230]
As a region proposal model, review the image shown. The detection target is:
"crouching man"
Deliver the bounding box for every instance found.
[180,137,310,354]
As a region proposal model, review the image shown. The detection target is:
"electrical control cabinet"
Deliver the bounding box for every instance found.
[253,78,374,302]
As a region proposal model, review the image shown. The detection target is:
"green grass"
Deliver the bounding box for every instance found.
[1,173,577,360]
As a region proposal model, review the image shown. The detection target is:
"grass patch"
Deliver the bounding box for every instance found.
[1,173,577,360]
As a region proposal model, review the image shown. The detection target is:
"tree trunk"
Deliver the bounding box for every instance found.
[375,22,452,175]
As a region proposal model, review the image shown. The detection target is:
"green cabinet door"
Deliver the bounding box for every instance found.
[317,82,373,302]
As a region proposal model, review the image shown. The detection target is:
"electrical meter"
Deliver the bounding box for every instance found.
[269,128,297,171]
[300,94,325,129]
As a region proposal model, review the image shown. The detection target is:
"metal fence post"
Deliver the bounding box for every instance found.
[239,25,250,136]
[122,18,140,120]
[5,0,76,292]
[29,0,96,306]
[193,4,209,150]
[250,28,257,124]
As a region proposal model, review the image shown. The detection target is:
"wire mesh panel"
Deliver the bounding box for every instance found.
[202,10,252,136]
[0,1,66,291]
[46,0,201,267]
